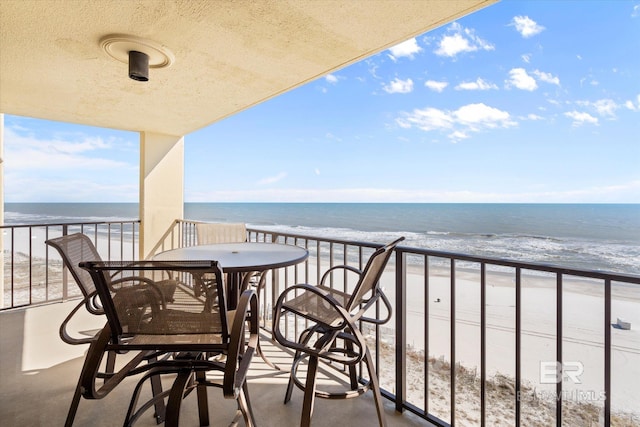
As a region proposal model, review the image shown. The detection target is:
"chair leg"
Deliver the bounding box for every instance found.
[237,380,257,427]
[164,369,192,427]
[285,328,316,404]
[284,358,300,405]
[256,336,280,370]
[105,351,116,384]
[63,381,83,427]
[363,348,388,427]
[300,355,319,427]
[345,340,359,391]
[124,370,164,427]
[195,370,209,426]
[66,327,110,427]
[149,360,166,423]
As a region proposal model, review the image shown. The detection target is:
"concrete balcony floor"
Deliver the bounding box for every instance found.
[0,301,434,427]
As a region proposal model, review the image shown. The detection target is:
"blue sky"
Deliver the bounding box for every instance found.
[4,0,640,203]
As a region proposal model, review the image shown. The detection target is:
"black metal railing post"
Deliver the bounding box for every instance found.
[395,248,406,412]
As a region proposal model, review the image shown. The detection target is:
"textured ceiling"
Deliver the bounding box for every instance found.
[0,0,496,136]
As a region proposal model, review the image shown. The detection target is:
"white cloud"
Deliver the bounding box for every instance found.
[448,130,470,141]
[425,80,449,92]
[258,172,287,185]
[314,168,321,175]
[454,103,513,128]
[633,5,640,17]
[576,99,620,117]
[4,126,127,171]
[532,70,560,85]
[388,38,422,60]
[522,54,531,63]
[434,22,494,58]
[3,124,138,201]
[592,99,618,116]
[564,111,599,126]
[526,114,544,121]
[325,74,338,84]
[624,100,636,111]
[624,95,640,111]
[365,58,380,79]
[511,16,545,38]
[506,68,538,91]
[455,78,498,91]
[383,77,414,94]
[398,107,454,131]
[396,103,516,141]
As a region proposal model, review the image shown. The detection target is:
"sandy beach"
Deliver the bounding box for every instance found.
[266,258,640,426]
[372,265,640,426]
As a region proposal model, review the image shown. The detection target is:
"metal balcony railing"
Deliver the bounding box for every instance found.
[2,218,639,427]
[1,220,139,309]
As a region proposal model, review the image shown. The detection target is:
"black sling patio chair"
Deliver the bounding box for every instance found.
[45,233,177,345]
[46,233,185,425]
[67,260,258,427]
[194,221,279,369]
[273,237,404,427]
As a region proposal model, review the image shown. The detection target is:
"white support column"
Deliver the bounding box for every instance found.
[139,132,184,260]
[0,113,4,308]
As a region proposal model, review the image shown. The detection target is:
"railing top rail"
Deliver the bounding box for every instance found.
[396,246,640,284]
[247,227,382,249]
[1,220,140,229]
[190,221,640,284]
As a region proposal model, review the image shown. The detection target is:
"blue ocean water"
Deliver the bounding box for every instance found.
[4,203,639,275]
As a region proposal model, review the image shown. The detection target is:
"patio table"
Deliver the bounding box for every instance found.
[153,242,309,308]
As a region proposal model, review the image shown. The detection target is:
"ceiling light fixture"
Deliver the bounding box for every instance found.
[100,34,174,82]
[128,51,149,81]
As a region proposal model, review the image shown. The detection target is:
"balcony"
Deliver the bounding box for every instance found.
[0,301,430,427]
[1,220,639,426]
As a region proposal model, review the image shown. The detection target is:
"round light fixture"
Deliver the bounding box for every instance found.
[100,34,175,81]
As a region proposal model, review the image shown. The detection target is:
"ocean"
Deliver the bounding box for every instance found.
[3,203,640,275]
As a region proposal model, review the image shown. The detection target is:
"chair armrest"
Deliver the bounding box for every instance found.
[59,291,102,345]
[360,288,393,325]
[320,265,392,326]
[319,265,362,287]
[273,284,359,359]
[223,289,258,399]
[79,325,152,400]
[275,283,348,324]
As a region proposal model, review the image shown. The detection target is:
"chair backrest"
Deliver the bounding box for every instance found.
[196,222,247,245]
[45,233,103,302]
[80,260,229,347]
[346,237,404,312]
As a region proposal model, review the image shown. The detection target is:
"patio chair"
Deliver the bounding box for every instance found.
[195,222,248,245]
[194,221,257,291]
[69,260,259,427]
[195,222,263,294]
[195,222,274,367]
[273,237,404,427]
[45,233,177,345]
[46,233,181,425]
